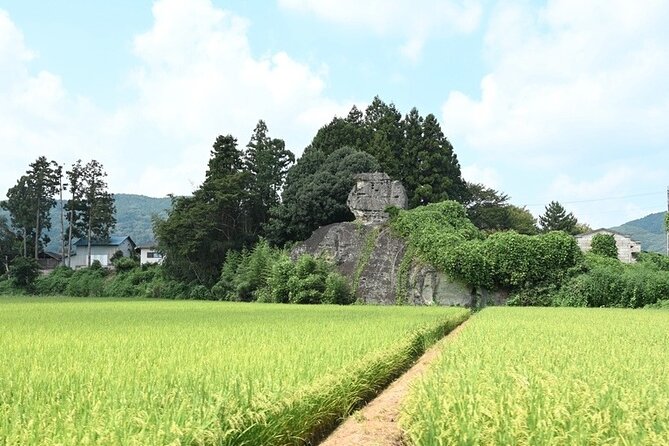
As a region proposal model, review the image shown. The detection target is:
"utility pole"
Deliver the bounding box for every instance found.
[666,186,668,256]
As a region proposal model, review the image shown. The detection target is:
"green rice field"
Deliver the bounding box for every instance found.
[0,297,468,445]
[401,307,669,445]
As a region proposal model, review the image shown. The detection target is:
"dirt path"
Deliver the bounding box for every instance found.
[319,320,469,446]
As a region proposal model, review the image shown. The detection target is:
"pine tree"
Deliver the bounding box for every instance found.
[25,157,60,259]
[539,201,578,234]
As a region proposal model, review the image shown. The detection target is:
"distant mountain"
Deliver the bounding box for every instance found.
[610,211,667,254]
[0,193,172,252]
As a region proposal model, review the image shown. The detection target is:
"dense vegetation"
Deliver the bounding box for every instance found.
[0,298,467,445]
[401,307,669,445]
[390,201,582,293]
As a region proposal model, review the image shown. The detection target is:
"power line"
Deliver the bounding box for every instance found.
[522,191,665,207]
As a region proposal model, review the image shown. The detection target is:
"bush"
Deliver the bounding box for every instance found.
[65,267,107,297]
[9,257,39,290]
[35,266,74,295]
[590,233,618,259]
[553,254,669,308]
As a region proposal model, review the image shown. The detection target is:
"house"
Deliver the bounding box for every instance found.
[575,229,641,263]
[68,236,136,268]
[136,244,164,265]
[37,251,63,270]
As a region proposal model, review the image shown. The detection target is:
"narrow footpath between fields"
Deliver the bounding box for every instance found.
[319,319,470,446]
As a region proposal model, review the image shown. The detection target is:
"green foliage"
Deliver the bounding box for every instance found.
[553,253,669,308]
[590,233,618,258]
[35,266,73,295]
[267,97,469,247]
[265,146,380,246]
[64,267,107,297]
[8,257,39,290]
[392,200,582,292]
[637,251,669,271]
[396,245,415,305]
[539,200,578,234]
[155,129,289,285]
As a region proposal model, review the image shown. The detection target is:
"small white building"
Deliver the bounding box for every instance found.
[68,236,136,268]
[137,244,164,265]
[575,229,641,263]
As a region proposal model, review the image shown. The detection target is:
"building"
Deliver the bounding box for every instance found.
[68,236,136,268]
[575,229,641,263]
[37,251,63,270]
[137,244,163,265]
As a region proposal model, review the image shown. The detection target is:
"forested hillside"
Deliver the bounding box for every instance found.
[0,194,172,251]
[611,211,666,253]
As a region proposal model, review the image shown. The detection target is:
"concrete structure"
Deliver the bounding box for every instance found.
[69,236,136,268]
[137,244,163,265]
[575,229,641,263]
[346,172,408,225]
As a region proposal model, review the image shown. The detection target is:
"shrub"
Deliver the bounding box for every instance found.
[9,257,39,290]
[65,267,107,297]
[323,273,354,305]
[35,266,74,295]
[590,233,618,259]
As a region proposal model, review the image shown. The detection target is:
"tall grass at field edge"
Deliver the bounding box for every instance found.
[212,311,469,446]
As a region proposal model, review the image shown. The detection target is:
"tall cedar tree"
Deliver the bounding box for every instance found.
[539,201,578,234]
[2,176,34,257]
[26,157,61,259]
[65,160,86,267]
[244,120,294,230]
[2,157,60,259]
[155,135,252,285]
[80,160,116,266]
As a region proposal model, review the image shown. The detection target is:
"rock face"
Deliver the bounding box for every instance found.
[292,172,508,306]
[292,222,507,306]
[347,172,408,225]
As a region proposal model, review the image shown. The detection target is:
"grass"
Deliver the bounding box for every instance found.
[0,297,468,445]
[401,307,669,445]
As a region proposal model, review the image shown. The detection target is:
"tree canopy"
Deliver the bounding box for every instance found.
[539,201,578,234]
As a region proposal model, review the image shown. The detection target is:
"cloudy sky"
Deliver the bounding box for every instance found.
[1,0,668,228]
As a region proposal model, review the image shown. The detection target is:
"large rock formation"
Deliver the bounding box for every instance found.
[292,173,507,306]
[346,172,408,225]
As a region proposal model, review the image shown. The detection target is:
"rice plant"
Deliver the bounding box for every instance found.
[0,297,468,445]
[401,307,669,445]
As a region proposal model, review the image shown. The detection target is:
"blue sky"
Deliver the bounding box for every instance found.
[1,0,668,228]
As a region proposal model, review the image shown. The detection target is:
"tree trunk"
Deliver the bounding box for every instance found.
[60,178,65,266]
[34,196,40,260]
[67,209,73,268]
[87,212,93,267]
[22,228,27,257]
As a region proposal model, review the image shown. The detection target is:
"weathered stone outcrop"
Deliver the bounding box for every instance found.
[292,221,507,306]
[347,172,408,225]
[291,172,508,306]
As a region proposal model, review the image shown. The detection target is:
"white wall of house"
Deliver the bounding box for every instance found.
[140,248,163,265]
[68,239,135,268]
[576,230,641,263]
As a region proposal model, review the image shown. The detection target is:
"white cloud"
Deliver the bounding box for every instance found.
[461,164,500,189]
[442,0,669,165]
[278,0,482,60]
[1,0,355,199]
[0,10,112,199]
[115,0,353,196]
